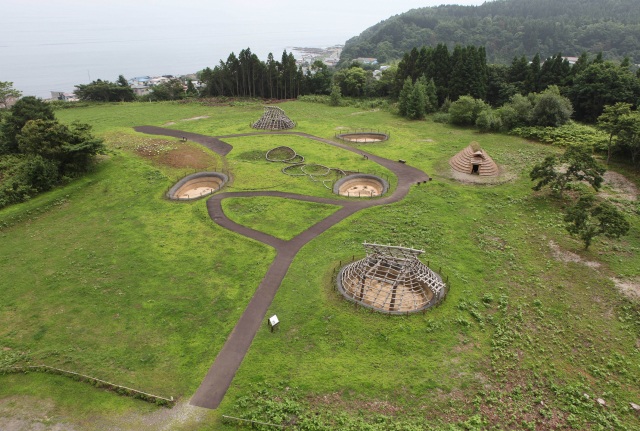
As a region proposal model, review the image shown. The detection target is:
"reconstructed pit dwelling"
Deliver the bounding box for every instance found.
[337,243,446,313]
[167,172,228,200]
[252,106,295,130]
[449,142,499,176]
[333,174,388,198]
[336,132,389,143]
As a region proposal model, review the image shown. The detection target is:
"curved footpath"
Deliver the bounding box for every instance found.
[135,127,429,409]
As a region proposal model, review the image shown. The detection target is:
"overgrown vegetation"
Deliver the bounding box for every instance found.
[0,96,105,208]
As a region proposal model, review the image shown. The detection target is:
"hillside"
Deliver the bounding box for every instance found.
[341,0,640,64]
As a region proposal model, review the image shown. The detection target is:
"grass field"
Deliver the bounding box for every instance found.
[1,100,639,430]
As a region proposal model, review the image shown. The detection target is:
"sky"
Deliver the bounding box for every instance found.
[1,0,486,97]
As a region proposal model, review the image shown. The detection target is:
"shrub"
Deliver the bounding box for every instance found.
[449,96,488,126]
[476,108,503,132]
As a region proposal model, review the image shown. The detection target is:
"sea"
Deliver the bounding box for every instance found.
[0,17,346,99]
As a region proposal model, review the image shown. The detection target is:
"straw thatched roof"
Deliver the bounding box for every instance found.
[449,143,499,176]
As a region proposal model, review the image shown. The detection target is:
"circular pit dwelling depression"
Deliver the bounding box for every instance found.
[167,172,228,200]
[337,132,389,143]
[334,174,389,198]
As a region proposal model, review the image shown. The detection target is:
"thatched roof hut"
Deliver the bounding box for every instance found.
[449,142,499,176]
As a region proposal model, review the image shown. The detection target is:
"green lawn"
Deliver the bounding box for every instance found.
[1,100,639,430]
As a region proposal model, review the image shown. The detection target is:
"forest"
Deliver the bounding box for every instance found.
[340,0,640,64]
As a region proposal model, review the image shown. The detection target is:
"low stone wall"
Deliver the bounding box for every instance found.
[167,172,228,200]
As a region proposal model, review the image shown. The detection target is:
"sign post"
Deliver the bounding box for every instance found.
[268,315,279,333]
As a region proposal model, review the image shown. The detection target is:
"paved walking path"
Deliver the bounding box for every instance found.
[135,127,429,409]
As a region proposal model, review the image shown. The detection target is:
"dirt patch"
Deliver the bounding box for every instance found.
[448,167,516,185]
[157,146,217,169]
[600,171,638,201]
[548,241,601,268]
[133,140,218,170]
[0,396,209,431]
[162,116,210,126]
[0,396,77,431]
[611,277,640,301]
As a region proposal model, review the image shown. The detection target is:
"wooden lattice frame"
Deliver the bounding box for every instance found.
[337,243,446,314]
[252,106,295,130]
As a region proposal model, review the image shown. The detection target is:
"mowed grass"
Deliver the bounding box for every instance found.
[0,150,275,397]
[2,100,639,430]
[222,197,340,241]
[224,134,396,198]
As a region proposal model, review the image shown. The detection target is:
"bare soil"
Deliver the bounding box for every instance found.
[611,277,640,301]
[448,167,516,185]
[548,240,601,268]
[600,171,638,201]
[135,142,218,170]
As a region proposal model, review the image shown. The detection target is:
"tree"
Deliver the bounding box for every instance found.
[186,80,198,97]
[334,67,368,97]
[75,78,135,102]
[476,108,503,132]
[149,79,185,101]
[116,75,129,87]
[406,77,427,120]
[568,61,640,122]
[329,85,342,106]
[530,145,605,197]
[17,119,105,176]
[530,85,573,127]
[498,93,534,130]
[0,96,55,154]
[0,81,22,109]
[616,111,640,166]
[397,77,413,117]
[448,95,487,126]
[306,61,332,95]
[564,195,630,249]
[597,102,633,164]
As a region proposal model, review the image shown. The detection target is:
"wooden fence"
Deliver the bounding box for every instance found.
[3,365,175,407]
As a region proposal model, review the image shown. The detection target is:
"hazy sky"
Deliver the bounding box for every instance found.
[1,0,486,96]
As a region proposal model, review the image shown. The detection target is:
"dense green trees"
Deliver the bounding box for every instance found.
[199,48,304,99]
[0,96,55,154]
[75,77,135,102]
[148,79,185,101]
[341,0,640,64]
[0,97,104,208]
[567,61,640,122]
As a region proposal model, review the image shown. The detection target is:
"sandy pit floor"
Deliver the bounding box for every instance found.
[178,187,216,199]
[341,184,380,197]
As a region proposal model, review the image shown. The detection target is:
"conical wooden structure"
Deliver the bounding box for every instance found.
[251,106,295,130]
[337,243,446,314]
[449,142,499,176]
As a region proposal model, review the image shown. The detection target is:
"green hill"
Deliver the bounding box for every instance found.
[341,0,640,64]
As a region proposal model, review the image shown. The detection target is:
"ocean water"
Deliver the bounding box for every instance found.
[1,22,341,98]
[1,2,348,98]
[1,0,485,99]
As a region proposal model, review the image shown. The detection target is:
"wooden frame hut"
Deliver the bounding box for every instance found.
[337,243,446,314]
[251,106,295,130]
